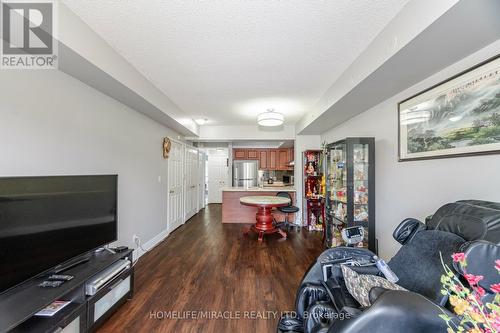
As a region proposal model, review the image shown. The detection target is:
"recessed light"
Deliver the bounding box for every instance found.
[195,118,208,125]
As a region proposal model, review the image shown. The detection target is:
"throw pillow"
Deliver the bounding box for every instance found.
[341,265,407,307]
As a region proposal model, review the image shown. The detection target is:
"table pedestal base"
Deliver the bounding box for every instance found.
[243,206,287,241]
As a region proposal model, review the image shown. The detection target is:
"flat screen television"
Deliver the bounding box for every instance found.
[0,175,117,294]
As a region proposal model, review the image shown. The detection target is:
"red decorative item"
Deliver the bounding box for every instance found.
[303,150,325,236]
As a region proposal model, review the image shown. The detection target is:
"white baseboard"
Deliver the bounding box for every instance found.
[132,228,170,262]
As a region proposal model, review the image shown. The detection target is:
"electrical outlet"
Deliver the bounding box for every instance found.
[133,234,140,245]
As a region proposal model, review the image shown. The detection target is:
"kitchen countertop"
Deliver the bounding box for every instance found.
[222,186,296,192]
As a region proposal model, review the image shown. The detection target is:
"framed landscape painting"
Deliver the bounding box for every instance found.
[398,55,500,161]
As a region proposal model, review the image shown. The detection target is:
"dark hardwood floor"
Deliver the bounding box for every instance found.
[98,204,323,333]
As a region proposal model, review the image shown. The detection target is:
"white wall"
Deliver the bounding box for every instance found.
[0,70,180,251]
[294,135,321,224]
[296,0,458,133]
[195,125,295,141]
[321,40,500,259]
[58,3,198,136]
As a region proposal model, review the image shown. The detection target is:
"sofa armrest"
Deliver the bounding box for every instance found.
[325,290,454,333]
[317,247,376,265]
[302,247,376,285]
[393,218,426,245]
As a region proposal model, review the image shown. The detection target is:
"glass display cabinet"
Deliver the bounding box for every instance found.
[325,138,376,252]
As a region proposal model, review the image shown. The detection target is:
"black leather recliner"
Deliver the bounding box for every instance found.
[278,200,500,333]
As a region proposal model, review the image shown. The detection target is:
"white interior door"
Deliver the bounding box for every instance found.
[198,151,206,211]
[168,139,184,231]
[184,146,199,221]
[207,150,229,204]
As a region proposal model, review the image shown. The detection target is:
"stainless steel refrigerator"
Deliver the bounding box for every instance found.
[233,160,259,188]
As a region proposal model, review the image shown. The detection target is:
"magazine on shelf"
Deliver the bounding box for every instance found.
[34,300,71,317]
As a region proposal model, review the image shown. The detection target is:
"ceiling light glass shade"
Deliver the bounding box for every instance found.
[400,109,431,125]
[257,110,284,127]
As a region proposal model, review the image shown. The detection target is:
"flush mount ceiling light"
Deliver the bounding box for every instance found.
[195,118,208,125]
[257,109,284,127]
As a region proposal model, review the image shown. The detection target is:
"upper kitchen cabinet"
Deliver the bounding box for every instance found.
[233,149,258,160]
[233,148,294,170]
[278,149,290,170]
[233,149,247,159]
[259,150,268,169]
[247,150,258,159]
[268,150,277,170]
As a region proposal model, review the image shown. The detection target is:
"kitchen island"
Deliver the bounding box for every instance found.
[222,186,296,224]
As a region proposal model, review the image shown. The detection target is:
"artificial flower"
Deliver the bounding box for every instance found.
[490,283,500,294]
[452,253,466,263]
[470,309,485,323]
[464,273,484,286]
[475,286,486,297]
[439,254,499,333]
[450,295,461,306]
[453,299,470,315]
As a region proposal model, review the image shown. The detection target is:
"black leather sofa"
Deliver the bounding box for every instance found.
[278,200,500,333]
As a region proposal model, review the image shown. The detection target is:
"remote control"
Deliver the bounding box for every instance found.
[114,246,128,252]
[38,280,64,288]
[48,274,74,281]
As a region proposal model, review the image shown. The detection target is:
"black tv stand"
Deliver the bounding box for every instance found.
[0,249,134,333]
[53,256,91,274]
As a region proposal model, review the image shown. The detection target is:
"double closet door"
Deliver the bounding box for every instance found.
[167,140,206,232]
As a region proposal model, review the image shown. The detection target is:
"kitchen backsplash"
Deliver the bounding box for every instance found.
[260,170,294,182]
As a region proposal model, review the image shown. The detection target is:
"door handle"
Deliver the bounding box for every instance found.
[169,190,174,194]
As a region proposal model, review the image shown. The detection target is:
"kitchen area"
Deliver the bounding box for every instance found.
[221,146,297,224]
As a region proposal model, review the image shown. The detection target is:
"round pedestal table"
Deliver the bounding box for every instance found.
[240,195,291,242]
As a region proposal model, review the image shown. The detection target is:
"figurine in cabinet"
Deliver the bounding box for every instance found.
[305,161,317,176]
[354,207,369,222]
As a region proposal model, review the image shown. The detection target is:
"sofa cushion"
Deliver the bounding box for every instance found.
[388,230,465,303]
[341,265,406,307]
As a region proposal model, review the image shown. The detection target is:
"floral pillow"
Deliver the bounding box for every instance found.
[341,265,407,307]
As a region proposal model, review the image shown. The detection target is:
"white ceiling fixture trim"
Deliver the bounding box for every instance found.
[257,109,284,127]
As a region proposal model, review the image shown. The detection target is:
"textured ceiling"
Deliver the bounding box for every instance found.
[62,0,410,126]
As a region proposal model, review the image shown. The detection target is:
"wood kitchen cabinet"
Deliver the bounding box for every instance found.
[247,150,258,159]
[278,149,289,170]
[259,150,268,169]
[233,149,247,159]
[268,150,277,169]
[233,148,294,170]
